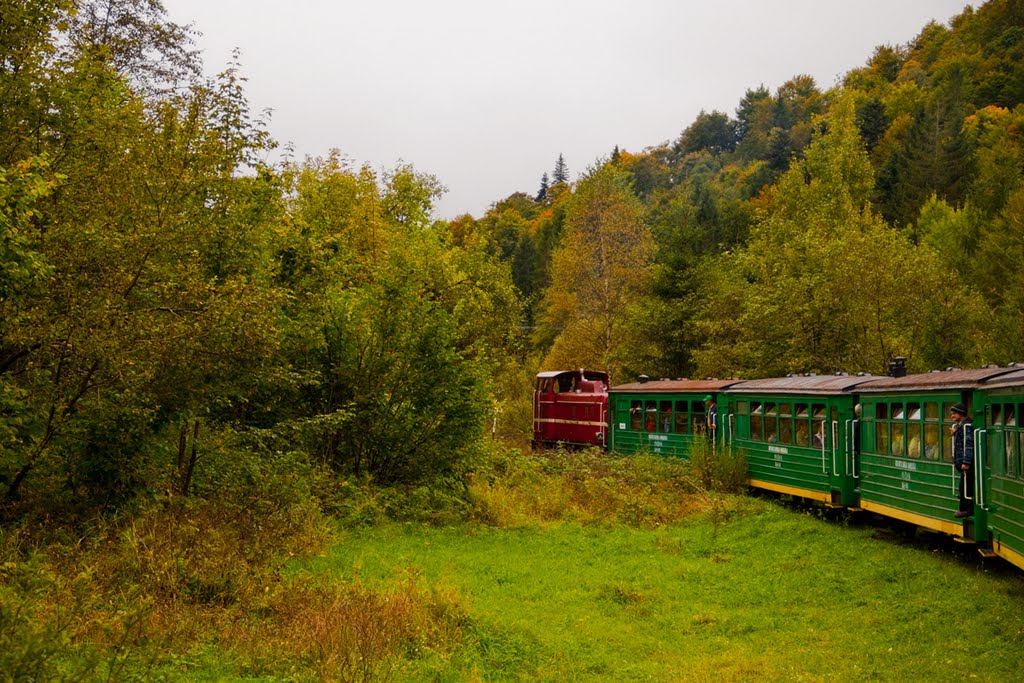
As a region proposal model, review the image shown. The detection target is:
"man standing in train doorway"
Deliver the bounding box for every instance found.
[950,403,975,519]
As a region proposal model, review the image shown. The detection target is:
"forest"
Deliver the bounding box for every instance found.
[3,0,1024,678]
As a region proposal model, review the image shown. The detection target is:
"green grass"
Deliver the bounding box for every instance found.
[295,500,1024,681]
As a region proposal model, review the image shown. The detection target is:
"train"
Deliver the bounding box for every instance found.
[533,362,1024,571]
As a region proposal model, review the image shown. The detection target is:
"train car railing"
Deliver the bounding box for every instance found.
[975,429,988,511]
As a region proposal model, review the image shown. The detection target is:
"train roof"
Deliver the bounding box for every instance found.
[855,366,1021,392]
[536,369,609,380]
[609,378,739,394]
[725,374,879,395]
[974,367,1024,390]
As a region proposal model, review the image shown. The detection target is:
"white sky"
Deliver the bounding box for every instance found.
[161,0,972,219]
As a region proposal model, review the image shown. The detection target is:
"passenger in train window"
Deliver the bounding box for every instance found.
[951,403,975,519]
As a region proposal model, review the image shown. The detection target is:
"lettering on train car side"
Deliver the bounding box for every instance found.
[894,460,918,472]
[768,445,788,454]
[648,434,668,442]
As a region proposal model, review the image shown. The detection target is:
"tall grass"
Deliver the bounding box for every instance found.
[468,444,747,529]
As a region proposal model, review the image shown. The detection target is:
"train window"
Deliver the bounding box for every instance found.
[891,421,905,457]
[925,402,939,421]
[876,403,888,420]
[645,401,657,432]
[674,401,689,433]
[1007,404,1017,427]
[764,403,778,443]
[907,403,921,421]
[660,401,673,433]
[941,402,955,463]
[924,423,940,460]
[876,420,890,454]
[812,405,826,448]
[737,401,749,416]
[630,401,643,431]
[751,402,763,441]
[907,423,922,459]
[1005,427,1016,477]
[1018,432,1024,480]
[691,400,706,434]
[993,404,1002,426]
[892,403,905,421]
[779,404,792,445]
[795,404,809,446]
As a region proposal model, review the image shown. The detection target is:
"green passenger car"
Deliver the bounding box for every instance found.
[725,375,876,506]
[855,367,1018,542]
[608,379,737,456]
[976,368,1024,571]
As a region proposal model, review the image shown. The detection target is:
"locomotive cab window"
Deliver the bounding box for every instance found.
[751,402,763,441]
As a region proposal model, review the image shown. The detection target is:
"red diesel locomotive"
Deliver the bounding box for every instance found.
[532,369,610,447]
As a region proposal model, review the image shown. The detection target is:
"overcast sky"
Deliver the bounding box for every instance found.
[161,0,972,219]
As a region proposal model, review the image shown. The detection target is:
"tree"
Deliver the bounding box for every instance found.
[691,95,984,377]
[676,110,737,156]
[536,172,549,202]
[536,165,656,379]
[552,154,569,184]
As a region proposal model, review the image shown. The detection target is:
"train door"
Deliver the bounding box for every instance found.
[824,401,859,506]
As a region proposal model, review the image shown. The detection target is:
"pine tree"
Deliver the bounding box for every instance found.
[536,172,549,202]
[552,154,569,184]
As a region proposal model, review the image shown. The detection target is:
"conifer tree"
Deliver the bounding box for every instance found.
[552,154,569,184]
[536,172,549,201]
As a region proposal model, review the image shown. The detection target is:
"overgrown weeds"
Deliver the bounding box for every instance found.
[468,444,748,528]
[0,492,470,681]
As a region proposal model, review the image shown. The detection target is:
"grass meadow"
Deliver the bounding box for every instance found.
[296,503,1024,681]
[4,447,1024,681]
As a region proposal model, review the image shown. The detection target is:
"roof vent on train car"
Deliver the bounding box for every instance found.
[887,357,907,378]
[638,374,649,384]
[982,364,1000,369]
[1010,362,1022,368]
[946,367,961,372]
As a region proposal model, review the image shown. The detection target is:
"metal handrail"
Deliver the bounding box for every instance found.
[975,428,987,510]
[821,425,827,474]
[845,420,852,476]
[852,420,860,479]
[831,421,839,477]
